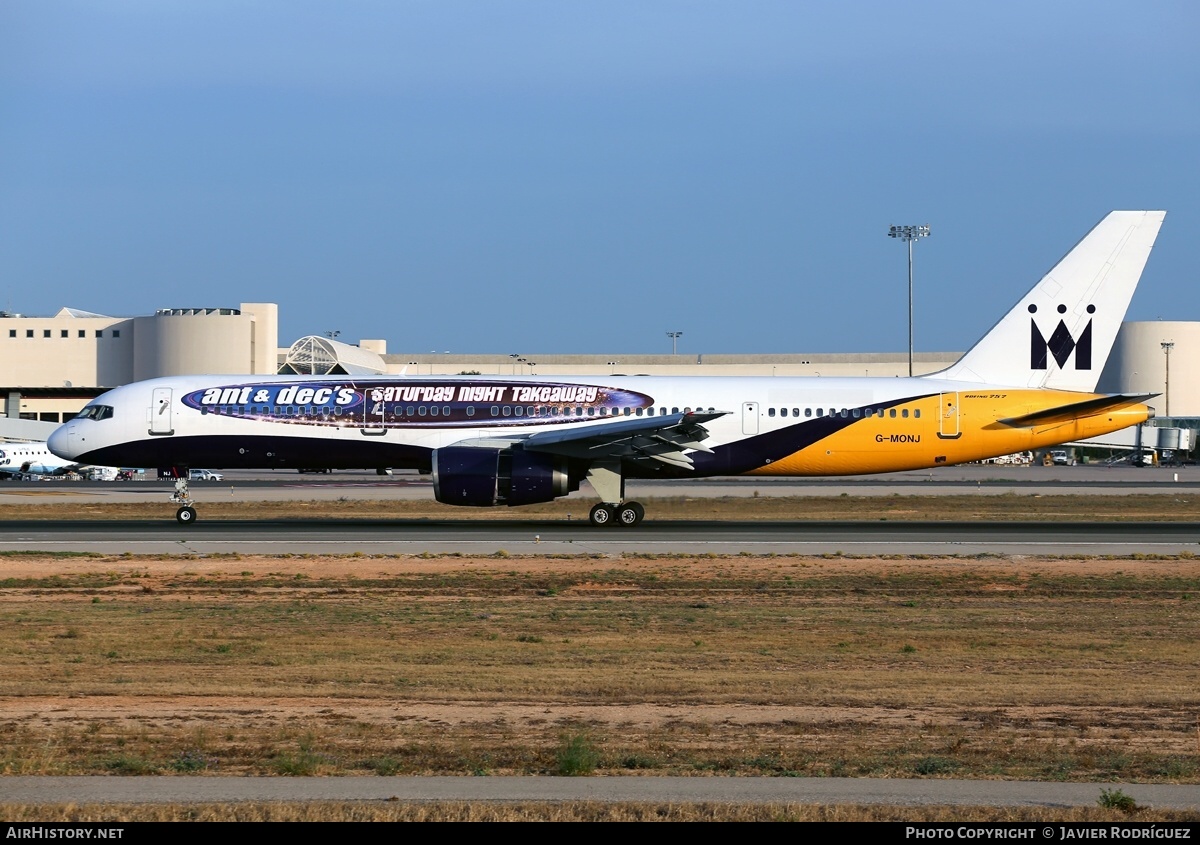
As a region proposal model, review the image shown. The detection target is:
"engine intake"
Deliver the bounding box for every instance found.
[432,446,572,507]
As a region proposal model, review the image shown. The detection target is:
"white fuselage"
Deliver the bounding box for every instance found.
[47,372,1148,480]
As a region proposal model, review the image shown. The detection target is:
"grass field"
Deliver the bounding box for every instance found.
[1,552,1197,785]
[1,801,1194,822]
[1,493,1197,821]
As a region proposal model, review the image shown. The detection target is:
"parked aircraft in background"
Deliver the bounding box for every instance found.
[0,441,121,479]
[48,211,1165,526]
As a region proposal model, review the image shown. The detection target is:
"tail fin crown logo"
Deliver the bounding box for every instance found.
[1029,303,1094,370]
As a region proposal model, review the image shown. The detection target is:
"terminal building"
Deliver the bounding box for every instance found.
[1,303,1197,443]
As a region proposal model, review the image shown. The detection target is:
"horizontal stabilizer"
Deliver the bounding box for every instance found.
[997,394,1156,428]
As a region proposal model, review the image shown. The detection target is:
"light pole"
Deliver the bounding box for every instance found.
[1161,341,1175,417]
[888,224,930,376]
[666,331,683,355]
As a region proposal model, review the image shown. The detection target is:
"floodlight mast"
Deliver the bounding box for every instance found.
[888,224,931,376]
[1161,341,1175,417]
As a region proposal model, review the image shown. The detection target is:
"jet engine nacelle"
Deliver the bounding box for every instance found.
[432,446,573,507]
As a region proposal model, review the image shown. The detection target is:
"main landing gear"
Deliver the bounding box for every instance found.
[171,473,196,525]
[589,501,645,527]
[585,460,646,527]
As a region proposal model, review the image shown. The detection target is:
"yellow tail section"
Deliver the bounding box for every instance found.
[748,392,1151,476]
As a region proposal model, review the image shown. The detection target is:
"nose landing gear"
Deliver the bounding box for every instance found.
[170,472,196,525]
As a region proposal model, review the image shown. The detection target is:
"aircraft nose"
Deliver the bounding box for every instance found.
[47,424,74,459]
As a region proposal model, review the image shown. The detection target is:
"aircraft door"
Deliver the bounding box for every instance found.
[742,402,759,436]
[149,388,174,436]
[938,392,961,439]
[361,387,386,436]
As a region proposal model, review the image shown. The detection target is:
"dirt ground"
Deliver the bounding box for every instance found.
[3,552,1197,767]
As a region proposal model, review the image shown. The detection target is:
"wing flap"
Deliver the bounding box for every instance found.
[522,410,728,467]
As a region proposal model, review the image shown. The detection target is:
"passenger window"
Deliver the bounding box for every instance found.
[466,406,475,417]
[902,409,909,418]
[419,406,427,416]
[805,408,812,418]
[889,409,897,418]
[768,408,776,417]
[914,409,921,418]
[852,408,861,418]
[502,406,511,416]
[491,406,499,416]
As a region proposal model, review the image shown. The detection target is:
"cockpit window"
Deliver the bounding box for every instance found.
[76,405,114,421]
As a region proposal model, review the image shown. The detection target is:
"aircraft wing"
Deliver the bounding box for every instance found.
[521,410,727,469]
[995,394,1157,428]
[449,411,728,470]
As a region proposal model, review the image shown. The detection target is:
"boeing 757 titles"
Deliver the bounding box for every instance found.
[48,211,1166,526]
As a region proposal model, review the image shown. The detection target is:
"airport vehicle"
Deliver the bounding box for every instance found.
[188,469,224,481]
[48,211,1165,526]
[1050,449,1077,466]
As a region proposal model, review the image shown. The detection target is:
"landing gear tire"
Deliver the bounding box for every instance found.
[176,506,197,525]
[616,501,645,527]
[589,503,616,527]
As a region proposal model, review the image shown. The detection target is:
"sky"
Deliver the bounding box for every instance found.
[1,1,1197,355]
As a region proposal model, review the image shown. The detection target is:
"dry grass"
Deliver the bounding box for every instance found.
[1,801,1195,822]
[1,553,1198,787]
[4,492,1200,522]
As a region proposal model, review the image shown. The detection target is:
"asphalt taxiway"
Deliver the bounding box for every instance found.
[1,465,1197,555]
[1,775,1198,809]
[0,518,1195,556]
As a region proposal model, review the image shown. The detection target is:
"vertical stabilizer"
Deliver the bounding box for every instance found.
[937,210,1165,390]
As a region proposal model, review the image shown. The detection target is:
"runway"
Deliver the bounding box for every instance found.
[0,518,1196,555]
[2,775,1198,810]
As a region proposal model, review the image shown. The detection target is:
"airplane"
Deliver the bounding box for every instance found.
[0,441,120,479]
[48,210,1165,527]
